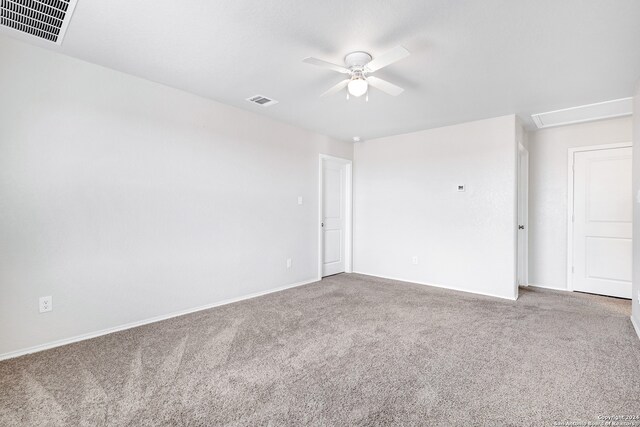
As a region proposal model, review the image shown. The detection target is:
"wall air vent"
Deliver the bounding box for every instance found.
[531,97,633,129]
[0,0,78,45]
[246,95,278,107]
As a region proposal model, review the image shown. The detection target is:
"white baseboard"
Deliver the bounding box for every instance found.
[352,271,517,301]
[631,316,640,341]
[0,277,320,362]
[528,283,570,292]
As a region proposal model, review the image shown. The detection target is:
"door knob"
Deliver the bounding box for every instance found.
[518,225,525,230]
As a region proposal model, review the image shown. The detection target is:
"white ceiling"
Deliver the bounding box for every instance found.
[3,0,640,141]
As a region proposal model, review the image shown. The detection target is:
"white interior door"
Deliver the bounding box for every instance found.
[322,159,346,277]
[517,144,529,287]
[572,146,632,298]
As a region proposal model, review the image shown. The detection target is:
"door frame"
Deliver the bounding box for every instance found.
[318,154,353,279]
[517,143,529,287]
[566,142,632,291]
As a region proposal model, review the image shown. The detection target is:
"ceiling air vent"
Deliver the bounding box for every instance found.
[0,0,79,45]
[531,98,632,129]
[246,95,278,107]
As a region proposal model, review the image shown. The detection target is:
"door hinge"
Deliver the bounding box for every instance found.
[571,266,575,273]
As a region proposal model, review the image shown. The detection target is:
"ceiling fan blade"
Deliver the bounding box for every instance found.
[365,46,410,72]
[367,76,404,96]
[321,79,350,97]
[303,57,351,74]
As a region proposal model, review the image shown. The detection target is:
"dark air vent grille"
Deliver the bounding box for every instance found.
[246,95,279,107]
[252,97,271,105]
[1,0,76,43]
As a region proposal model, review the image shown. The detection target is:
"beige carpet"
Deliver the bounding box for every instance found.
[1,273,639,426]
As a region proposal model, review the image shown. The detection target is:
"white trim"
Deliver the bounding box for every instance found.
[352,272,517,301]
[631,316,640,341]
[318,154,353,279]
[566,142,633,293]
[517,142,529,288]
[531,114,545,129]
[568,142,633,152]
[56,0,79,45]
[528,283,570,292]
[512,139,519,297]
[0,277,320,362]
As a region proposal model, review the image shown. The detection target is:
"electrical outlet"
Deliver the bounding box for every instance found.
[39,296,52,313]
[297,196,303,205]
[412,256,418,265]
[287,258,292,269]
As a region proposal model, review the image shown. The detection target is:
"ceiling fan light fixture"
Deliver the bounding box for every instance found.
[348,78,368,97]
[304,46,409,99]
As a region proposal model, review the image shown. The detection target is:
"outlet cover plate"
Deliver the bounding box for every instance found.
[39,296,52,313]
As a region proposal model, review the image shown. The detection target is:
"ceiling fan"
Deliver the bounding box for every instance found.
[303,46,410,101]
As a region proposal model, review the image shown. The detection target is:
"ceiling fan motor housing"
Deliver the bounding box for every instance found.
[344,51,373,69]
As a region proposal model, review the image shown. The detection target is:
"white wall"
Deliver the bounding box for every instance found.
[353,115,518,300]
[633,84,640,335]
[0,37,353,357]
[527,117,633,290]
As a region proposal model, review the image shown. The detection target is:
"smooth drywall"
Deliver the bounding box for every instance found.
[353,115,518,300]
[0,37,352,357]
[527,117,633,290]
[633,84,640,335]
